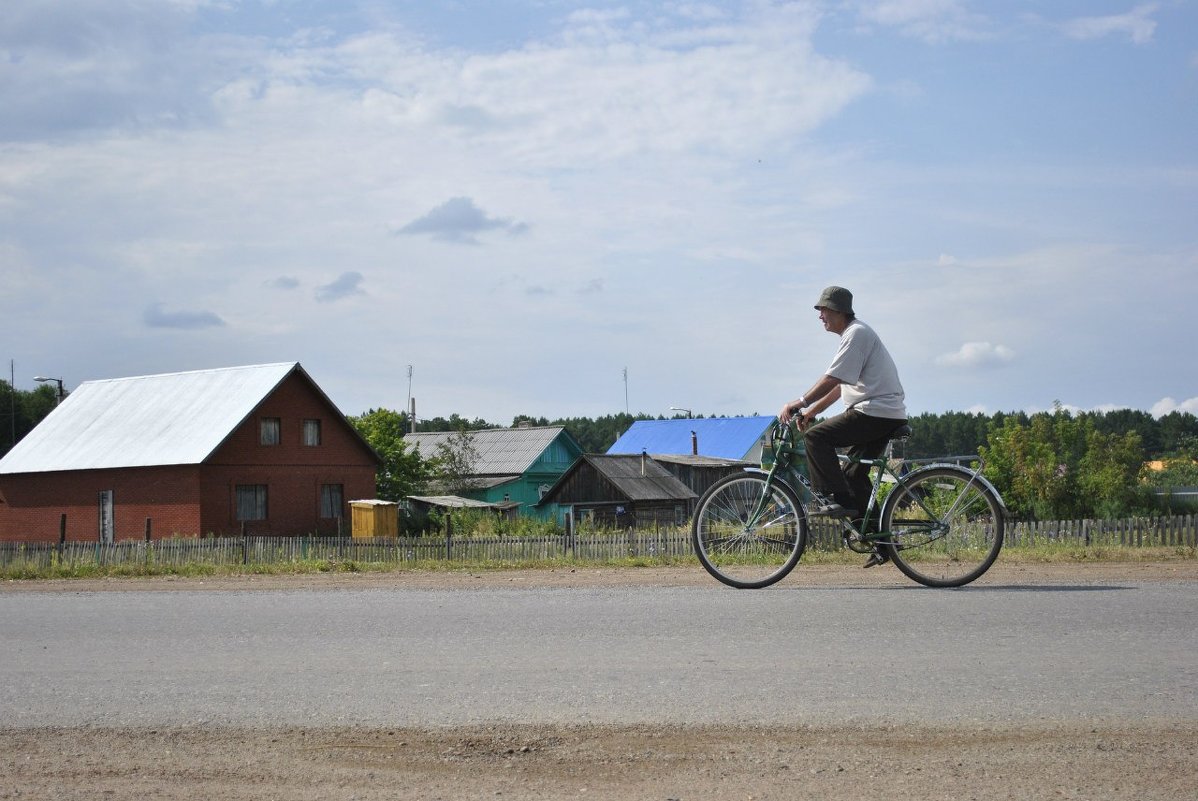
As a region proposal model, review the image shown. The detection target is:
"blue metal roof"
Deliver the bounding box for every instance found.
[607,416,775,461]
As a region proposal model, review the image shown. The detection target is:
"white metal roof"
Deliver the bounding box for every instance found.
[403,426,568,475]
[0,363,300,474]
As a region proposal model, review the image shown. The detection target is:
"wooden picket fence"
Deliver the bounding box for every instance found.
[0,530,693,571]
[1004,515,1198,548]
[1,514,1194,571]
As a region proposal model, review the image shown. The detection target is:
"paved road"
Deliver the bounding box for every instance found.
[3,578,1196,728]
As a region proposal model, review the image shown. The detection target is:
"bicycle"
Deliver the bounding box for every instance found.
[691,420,1007,589]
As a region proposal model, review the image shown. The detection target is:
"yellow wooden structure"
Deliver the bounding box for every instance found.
[350,499,398,538]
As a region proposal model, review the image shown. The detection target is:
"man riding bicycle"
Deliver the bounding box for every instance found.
[778,286,908,525]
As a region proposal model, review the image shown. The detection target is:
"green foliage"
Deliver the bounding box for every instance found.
[512,412,659,453]
[430,428,482,496]
[905,410,1018,460]
[980,404,1150,519]
[0,381,59,458]
[441,508,563,537]
[348,408,431,501]
[1150,458,1198,488]
[415,413,491,433]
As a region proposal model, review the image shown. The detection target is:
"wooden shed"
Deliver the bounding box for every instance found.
[350,500,399,538]
[536,453,698,529]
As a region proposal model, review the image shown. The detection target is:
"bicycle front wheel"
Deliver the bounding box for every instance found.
[692,473,807,589]
[880,466,1004,588]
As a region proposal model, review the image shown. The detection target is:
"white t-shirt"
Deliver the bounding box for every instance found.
[826,319,907,419]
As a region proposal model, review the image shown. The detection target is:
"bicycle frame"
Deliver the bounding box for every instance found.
[748,422,1006,549]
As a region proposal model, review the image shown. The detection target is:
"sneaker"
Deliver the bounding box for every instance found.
[809,502,860,518]
[863,551,890,569]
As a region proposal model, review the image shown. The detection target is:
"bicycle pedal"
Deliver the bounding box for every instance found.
[844,536,873,554]
[863,551,889,569]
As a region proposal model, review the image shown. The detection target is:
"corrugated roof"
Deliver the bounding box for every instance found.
[588,455,697,501]
[649,454,753,467]
[0,363,300,474]
[607,416,775,461]
[407,495,501,509]
[403,426,570,475]
[536,454,696,505]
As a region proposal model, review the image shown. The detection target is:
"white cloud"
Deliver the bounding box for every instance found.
[934,342,1015,369]
[1151,397,1198,418]
[852,0,990,42]
[1,2,1195,422]
[1061,4,1158,45]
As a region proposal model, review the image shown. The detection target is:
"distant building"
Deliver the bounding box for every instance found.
[648,453,756,498]
[403,425,582,518]
[607,416,775,462]
[0,363,379,542]
[536,453,698,529]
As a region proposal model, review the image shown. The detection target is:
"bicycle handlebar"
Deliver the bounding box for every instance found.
[769,419,801,455]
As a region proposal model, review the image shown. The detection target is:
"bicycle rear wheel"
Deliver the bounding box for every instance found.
[692,473,807,589]
[879,466,1003,587]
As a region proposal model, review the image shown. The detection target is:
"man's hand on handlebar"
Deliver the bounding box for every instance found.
[778,400,813,431]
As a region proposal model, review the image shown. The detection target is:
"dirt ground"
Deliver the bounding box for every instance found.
[3,561,1196,800]
[5,557,1197,594]
[3,721,1195,801]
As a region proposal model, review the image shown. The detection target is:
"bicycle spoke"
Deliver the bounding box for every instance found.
[880,467,1003,587]
[692,473,807,589]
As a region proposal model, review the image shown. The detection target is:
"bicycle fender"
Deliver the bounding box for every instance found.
[728,464,805,502]
[884,462,1010,520]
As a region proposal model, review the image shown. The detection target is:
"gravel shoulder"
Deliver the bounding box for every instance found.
[4,721,1195,801]
[4,561,1196,800]
[4,558,1197,593]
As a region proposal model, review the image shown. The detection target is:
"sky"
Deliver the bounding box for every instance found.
[2,0,1196,425]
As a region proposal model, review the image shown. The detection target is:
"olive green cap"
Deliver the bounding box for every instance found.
[814,286,854,315]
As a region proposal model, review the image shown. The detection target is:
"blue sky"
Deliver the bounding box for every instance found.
[2,0,1196,424]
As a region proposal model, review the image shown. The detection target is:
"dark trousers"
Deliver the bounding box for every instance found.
[803,410,906,513]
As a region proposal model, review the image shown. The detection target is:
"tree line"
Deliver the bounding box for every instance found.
[350,404,1198,521]
[0,382,59,457]
[6,380,1197,521]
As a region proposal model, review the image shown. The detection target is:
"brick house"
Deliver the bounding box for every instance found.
[0,363,379,542]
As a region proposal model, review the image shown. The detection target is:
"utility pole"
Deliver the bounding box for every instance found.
[406,365,414,433]
[8,360,15,449]
[623,367,629,414]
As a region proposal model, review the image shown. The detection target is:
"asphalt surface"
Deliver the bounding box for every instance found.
[3,578,1196,728]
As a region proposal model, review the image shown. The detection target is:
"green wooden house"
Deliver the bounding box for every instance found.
[402,425,582,519]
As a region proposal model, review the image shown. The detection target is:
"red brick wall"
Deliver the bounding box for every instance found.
[199,465,376,536]
[198,371,378,536]
[207,372,377,470]
[0,370,379,542]
[0,465,201,543]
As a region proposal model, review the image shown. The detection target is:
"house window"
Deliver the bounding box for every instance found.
[302,419,322,446]
[320,484,343,518]
[235,484,268,521]
[260,417,281,445]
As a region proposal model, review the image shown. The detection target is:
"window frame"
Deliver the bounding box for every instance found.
[319,483,344,519]
[302,418,323,447]
[235,484,269,521]
[259,417,281,446]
